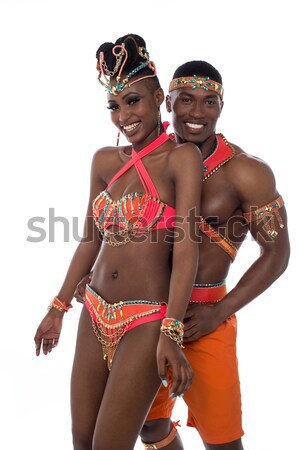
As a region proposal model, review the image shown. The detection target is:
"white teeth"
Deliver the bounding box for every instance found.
[123,122,139,132]
[186,123,204,129]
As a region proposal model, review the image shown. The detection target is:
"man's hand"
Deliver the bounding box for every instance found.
[183,303,222,342]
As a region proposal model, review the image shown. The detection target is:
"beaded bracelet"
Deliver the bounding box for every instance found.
[160,318,184,349]
[48,297,73,313]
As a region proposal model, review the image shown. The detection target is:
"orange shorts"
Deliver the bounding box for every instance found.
[147,284,244,445]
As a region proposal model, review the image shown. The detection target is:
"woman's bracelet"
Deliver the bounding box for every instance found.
[48,296,73,313]
[160,318,184,349]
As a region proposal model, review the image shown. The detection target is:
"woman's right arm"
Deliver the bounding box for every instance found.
[34,149,106,356]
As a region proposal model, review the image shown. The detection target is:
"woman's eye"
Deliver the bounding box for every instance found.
[128,97,140,105]
[107,104,119,111]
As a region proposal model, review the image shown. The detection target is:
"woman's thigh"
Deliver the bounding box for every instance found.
[71,306,109,444]
[93,320,163,450]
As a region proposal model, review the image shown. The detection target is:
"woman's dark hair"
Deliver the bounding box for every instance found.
[172,60,222,85]
[96,33,160,90]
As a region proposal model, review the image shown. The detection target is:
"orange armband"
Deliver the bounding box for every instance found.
[243,195,284,238]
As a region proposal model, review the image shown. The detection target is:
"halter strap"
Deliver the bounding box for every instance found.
[132,151,159,197]
[107,131,169,196]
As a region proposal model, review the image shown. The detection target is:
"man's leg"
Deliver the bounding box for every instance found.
[183,315,243,447]
[141,315,244,449]
[203,439,243,450]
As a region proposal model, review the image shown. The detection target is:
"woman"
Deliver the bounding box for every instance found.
[34,34,202,450]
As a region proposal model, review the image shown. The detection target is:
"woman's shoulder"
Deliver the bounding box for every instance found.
[92,144,129,167]
[93,145,118,160]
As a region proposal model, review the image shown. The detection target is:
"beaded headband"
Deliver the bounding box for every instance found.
[169,75,224,98]
[96,43,157,96]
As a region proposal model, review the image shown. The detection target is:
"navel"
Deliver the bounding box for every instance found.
[111,270,118,280]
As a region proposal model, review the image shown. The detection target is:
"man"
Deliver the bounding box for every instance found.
[139,61,290,450]
[75,61,290,450]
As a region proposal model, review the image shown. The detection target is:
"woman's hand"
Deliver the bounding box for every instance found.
[74,272,93,304]
[156,333,194,398]
[34,309,64,356]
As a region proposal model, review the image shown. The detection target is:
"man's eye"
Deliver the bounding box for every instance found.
[181,98,191,103]
[206,100,217,105]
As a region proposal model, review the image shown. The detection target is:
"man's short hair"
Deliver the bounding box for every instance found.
[172,61,222,85]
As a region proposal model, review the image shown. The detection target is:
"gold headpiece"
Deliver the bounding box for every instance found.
[97,43,157,96]
[169,75,224,98]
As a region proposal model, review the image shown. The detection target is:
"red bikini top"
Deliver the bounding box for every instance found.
[93,131,176,234]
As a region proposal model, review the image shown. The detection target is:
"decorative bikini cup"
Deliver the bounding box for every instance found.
[93,131,176,246]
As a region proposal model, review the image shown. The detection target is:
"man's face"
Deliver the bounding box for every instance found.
[167,87,223,145]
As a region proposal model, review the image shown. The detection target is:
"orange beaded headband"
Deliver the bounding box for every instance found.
[169,75,224,98]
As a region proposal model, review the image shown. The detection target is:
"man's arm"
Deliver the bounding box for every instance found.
[184,152,290,341]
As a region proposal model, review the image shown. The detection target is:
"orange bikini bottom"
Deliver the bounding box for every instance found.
[85,285,167,369]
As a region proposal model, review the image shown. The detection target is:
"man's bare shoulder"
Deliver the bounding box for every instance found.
[225,141,278,206]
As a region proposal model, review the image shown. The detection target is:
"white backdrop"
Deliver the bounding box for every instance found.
[0,0,298,449]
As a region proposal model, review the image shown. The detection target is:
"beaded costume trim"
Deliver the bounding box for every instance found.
[196,134,237,260]
[169,75,224,98]
[198,217,237,261]
[243,195,285,239]
[85,287,164,369]
[203,134,235,181]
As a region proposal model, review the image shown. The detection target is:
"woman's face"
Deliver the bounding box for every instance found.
[107,79,164,148]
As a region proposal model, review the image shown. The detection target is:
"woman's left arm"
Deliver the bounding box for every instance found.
[157,143,202,397]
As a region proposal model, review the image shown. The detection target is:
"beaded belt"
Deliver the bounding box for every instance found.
[190,281,227,304]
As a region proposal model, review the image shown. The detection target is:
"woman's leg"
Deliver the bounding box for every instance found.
[141,419,184,449]
[71,306,109,450]
[92,320,163,450]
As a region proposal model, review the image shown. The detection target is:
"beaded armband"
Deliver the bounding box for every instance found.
[243,195,284,238]
[160,318,184,349]
[48,297,73,313]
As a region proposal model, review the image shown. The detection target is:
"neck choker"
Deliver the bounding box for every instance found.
[203,134,234,180]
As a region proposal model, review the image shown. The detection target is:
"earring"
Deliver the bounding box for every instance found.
[157,110,161,136]
[116,130,120,146]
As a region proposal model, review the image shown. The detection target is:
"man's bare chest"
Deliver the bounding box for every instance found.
[200,178,241,226]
